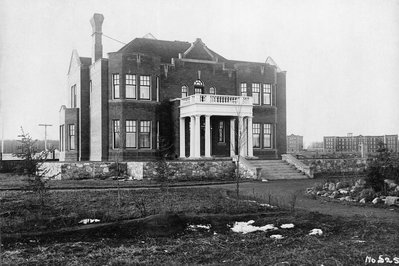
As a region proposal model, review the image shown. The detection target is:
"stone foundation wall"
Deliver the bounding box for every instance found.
[300,158,368,176]
[42,160,237,181]
[143,160,236,181]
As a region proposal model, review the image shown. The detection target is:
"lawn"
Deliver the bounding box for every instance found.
[1,185,399,265]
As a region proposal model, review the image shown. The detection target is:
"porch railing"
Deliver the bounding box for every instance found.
[180,94,253,107]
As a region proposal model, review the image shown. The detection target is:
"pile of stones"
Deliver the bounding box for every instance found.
[306,178,399,206]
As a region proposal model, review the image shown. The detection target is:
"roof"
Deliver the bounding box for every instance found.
[117,38,228,64]
[117,38,191,63]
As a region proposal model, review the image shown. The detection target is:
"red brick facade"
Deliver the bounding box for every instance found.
[59,14,287,161]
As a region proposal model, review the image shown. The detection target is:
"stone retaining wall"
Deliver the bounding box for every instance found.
[300,158,368,176]
[42,160,237,181]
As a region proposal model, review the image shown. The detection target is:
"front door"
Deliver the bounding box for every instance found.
[211,116,230,156]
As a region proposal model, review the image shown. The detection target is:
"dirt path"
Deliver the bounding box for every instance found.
[206,180,399,223]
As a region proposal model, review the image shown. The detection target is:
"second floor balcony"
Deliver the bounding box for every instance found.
[179,94,253,117]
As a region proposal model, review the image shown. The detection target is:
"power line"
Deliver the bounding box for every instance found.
[103,34,127,45]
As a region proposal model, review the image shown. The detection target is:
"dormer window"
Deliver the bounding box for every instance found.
[194,79,204,94]
[181,85,188,98]
[209,87,216,95]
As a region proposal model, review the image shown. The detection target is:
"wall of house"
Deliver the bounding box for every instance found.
[276,71,287,157]
[80,66,91,161]
[90,59,109,161]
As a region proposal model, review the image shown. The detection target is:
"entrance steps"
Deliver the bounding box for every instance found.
[248,160,308,180]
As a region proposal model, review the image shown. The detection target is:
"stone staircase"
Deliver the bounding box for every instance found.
[249,160,309,180]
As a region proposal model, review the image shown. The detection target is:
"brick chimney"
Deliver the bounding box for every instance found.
[90,13,104,62]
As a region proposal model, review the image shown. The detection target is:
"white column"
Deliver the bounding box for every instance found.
[239,116,245,157]
[230,118,235,157]
[205,115,211,157]
[179,117,186,158]
[190,116,195,158]
[247,116,253,157]
[194,115,201,157]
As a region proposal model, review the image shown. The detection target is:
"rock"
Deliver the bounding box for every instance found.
[384,196,399,206]
[396,186,399,192]
[355,179,366,188]
[384,179,398,189]
[316,191,325,196]
[323,183,329,190]
[372,197,381,204]
[359,198,366,204]
[328,183,336,191]
[339,197,346,201]
[345,196,352,201]
[322,193,330,197]
[336,182,345,190]
[338,189,349,194]
[329,191,339,199]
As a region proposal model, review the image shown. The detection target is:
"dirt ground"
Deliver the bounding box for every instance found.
[209,178,399,222]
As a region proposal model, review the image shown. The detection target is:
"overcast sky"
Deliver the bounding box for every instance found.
[1,0,398,146]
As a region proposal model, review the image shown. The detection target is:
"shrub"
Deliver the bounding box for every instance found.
[359,188,376,202]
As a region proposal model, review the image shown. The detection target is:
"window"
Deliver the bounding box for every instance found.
[181,85,188,98]
[253,123,260,148]
[60,125,64,151]
[263,124,272,148]
[140,121,151,148]
[126,120,136,148]
[240,83,247,96]
[71,85,77,108]
[263,84,272,105]
[68,124,75,150]
[126,74,136,99]
[252,83,260,105]
[194,79,204,94]
[209,87,216,95]
[112,120,120,149]
[140,75,151,100]
[113,74,120,99]
[218,121,225,143]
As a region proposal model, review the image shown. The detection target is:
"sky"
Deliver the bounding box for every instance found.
[0,0,398,147]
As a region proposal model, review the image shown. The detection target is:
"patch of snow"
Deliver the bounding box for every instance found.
[231,220,277,234]
[280,223,295,229]
[79,219,100,225]
[353,240,366,243]
[270,234,284,239]
[309,229,323,236]
[260,203,277,208]
[188,224,211,230]
[262,179,269,182]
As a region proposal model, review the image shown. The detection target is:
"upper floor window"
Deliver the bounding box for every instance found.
[181,85,188,98]
[112,120,120,149]
[140,75,150,100]
[263,123,272,148]
[71,85,77,108]
[68,124,75,150]
[253,123,261,148]
[140,121,151,148]
[240,83,247,96]
[209,87,216,95]
[113,74,120,99]
[194,79,204,94]
[126,74,136,99]
[126,120,137,148]
[263,84,271,105]
[252,83,260,105]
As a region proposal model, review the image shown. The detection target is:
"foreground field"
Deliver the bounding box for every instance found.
[1,186,399,265]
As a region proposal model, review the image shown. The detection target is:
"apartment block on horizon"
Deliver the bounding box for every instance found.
[323,133,398,154]
[287,134,303,153]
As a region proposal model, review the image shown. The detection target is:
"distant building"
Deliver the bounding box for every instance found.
[307,141,324,151]
[287,134,303,153]
[323,134,398,153]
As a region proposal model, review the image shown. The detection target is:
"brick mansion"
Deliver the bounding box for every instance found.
[59,14,287,161]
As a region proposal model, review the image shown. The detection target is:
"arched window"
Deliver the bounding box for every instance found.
[209,87,216,95]
[193,79,204,94]
[181,85,188,98]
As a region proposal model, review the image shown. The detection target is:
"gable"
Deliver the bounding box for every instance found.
[183,38,215,61]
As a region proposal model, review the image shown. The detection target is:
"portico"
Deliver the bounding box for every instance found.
[179,94,254,158]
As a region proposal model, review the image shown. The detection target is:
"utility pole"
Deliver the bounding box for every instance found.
[38,124,53,151]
